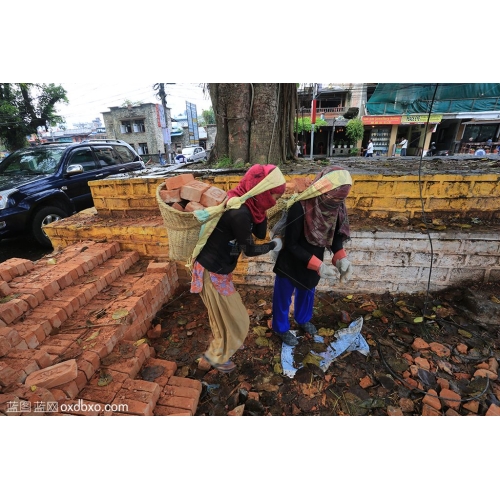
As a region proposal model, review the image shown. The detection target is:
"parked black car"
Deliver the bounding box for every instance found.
[0,140,145,247]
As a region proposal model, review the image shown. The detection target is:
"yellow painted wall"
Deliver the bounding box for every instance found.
[45,171,500,261]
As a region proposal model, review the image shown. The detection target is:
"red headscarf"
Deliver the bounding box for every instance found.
[301,166,351,247]
[227,164,285,223]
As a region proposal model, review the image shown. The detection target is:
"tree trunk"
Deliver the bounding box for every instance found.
[208,83,297,166]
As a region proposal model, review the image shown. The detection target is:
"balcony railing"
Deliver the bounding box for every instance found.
[298,107,346,115]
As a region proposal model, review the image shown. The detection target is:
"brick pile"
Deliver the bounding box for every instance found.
[0,241,202,416]
[158,173,227,213]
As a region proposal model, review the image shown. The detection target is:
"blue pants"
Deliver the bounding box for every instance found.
[272,275,315,333]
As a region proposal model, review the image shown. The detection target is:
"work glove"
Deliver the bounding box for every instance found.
[307,255,337,279]
[335,258,353,283]
[318,262,337,279]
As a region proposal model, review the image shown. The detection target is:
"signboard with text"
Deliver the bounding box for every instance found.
[362,116,402,125]
[186,102,199,145]
[401,114,443,124]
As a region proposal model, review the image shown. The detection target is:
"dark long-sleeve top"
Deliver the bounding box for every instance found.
[273,201,343,290]
[196,204,278,275]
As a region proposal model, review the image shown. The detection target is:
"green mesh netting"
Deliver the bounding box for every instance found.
[366,83,500,115]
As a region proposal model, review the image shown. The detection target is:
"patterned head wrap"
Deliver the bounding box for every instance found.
[301,166,351,247]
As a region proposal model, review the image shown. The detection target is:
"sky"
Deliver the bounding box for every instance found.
[55,82,212,128]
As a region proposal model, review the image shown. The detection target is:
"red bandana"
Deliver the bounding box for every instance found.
[227,164,285,223]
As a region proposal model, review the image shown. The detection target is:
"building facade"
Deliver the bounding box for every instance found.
[102,103,172,158]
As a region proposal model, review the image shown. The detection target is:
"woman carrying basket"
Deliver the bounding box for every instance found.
[191,164,286,373]
[271,166,353,346]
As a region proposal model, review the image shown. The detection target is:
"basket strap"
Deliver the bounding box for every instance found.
[187,167,286,269]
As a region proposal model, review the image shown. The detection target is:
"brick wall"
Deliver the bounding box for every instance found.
[236,228,500,294]
[43,171,500,294]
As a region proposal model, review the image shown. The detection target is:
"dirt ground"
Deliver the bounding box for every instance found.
[143,155,500,416]
[149,279,500,416]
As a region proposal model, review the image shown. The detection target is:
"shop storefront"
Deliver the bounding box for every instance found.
[362,114,442,156]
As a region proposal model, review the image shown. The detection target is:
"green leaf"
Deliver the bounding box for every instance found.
[255,336,270,347]
[413,317,424,323]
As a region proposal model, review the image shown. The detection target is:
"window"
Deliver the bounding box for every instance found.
[93,146,122,166]
[114,145,137,163]
[132,120,145,133]
[67,148,97,172]
[120,121,132,133]
[138,143,149,155]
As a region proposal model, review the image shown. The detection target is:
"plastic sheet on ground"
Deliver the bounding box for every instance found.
[281,317,369,378]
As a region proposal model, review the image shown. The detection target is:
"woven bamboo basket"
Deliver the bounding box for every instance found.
[266,195,293,231]
[156,182,203,261]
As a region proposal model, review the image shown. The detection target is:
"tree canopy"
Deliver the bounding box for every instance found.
[0,83,68,150]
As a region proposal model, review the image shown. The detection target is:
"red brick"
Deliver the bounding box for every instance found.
[200,186,227,207]
[171,202,185,212]
[414,357,430,370]
[436,377,449,391]
[422,403,442,416]
[25,359,78,389]
[74,370,89,391]
[184,201,205,212]
[55,380,80,399]
[463,400,479,413]
[359,375,374,389]
[0,337,11,357]
[20,331,40,349]
[473,369,498,380]
[228,404,245,416]
[81,351,101,371]
[0,327,22,346]
[164,173,195,190]
[0,281,12,296]
[0,363,21,388]
[422,389,441,410]
[0,268,13,282]
[33,350,54,369]
[77,359,95,381]
[159,188,182,204]
[485,404,500,416]
[147,262,171,273]
[0,298,29,324]
[112,398,154,416]
[180,180,211,203]
[439,388,461,410]
[162,384,200,405]
[157,394,197,413]
[144,358,177,375]
[412,337,430,350]
[429,342,451,357]
[79,386,117,405]
[154,406,192,416]
[122,379,160,393]
[167,376,202,393]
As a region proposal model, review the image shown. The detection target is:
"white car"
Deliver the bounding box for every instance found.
[181,146,207,163]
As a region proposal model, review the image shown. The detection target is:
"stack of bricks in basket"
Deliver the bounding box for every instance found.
[158,173,227,211]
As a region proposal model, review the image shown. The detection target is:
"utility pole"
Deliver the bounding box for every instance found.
[310,84,317,160]
[154,83,175,163]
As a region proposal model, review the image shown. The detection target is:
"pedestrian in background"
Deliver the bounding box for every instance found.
[399,137,408,156]
[270,166,353,346]
[365,139,374,157]
[192,164,286,372]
